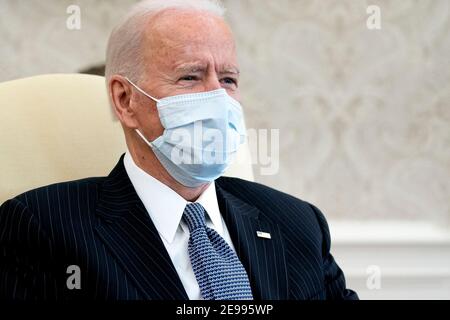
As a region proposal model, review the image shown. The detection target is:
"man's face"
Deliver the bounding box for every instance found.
[131,9,240,142]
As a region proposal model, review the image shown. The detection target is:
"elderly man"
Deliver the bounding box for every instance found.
[0,0,357,300]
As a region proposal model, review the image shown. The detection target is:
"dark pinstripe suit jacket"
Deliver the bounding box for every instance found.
[0,155,358,300]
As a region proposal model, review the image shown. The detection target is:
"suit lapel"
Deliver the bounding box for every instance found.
[93,156,288,300]
[94,155,188,300]
[215,183,289,300]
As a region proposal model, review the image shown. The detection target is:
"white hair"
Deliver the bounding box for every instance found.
[105,0,226,84]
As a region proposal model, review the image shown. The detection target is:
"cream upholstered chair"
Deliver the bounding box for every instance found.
[0,74,254,203]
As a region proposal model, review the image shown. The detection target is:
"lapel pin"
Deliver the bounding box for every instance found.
[256,231,271,239]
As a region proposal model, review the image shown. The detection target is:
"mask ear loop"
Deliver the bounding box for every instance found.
[124,77,162,147]
[125,77,161,103]
[135,128,158,149]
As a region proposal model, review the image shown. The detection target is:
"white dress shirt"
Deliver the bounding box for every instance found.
[123,151,236,300]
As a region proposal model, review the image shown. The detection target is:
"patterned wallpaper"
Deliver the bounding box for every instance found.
[0,0,449,222]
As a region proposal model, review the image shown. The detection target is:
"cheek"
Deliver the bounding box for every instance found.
[227,88,240,102]
[150,113,165,135]
[138,103,165,140]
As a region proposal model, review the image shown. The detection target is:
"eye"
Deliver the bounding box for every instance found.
[179,75,199,81]
[221,77,238,87]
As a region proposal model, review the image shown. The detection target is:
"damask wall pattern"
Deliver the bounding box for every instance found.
[225,0,450,223]
[0,0,449,222]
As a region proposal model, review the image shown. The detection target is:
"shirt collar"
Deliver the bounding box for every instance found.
[123,151,223,244]
[191,180,223,235]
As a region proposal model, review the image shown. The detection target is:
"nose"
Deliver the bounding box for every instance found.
[203,72,222,92]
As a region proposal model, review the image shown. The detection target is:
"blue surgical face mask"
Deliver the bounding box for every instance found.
[126,78,246,187]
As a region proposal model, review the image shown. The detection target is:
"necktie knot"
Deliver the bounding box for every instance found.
[183,203,206,232]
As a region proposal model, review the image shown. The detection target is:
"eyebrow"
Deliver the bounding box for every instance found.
[174,63,207,74]
[221,67,240,75]
[174,63,240,75]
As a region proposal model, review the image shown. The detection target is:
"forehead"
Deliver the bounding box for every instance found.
[141,9,237,71]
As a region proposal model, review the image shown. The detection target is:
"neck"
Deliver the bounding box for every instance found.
[127,139,209,202]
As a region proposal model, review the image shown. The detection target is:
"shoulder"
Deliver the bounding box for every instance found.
[1,177,105,226]
[15,177,103,208]
[217,176,332,255]
[216,176,327,228]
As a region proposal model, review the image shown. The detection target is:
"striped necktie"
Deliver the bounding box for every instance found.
[183,202,253,300]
